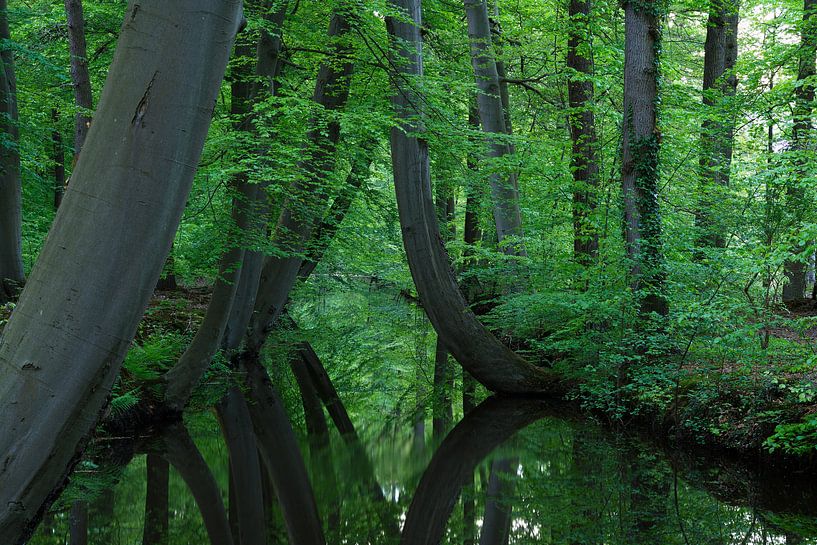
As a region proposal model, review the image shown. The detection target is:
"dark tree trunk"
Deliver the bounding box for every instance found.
[52,109,66,210]
[142,454,169,545]
[478,459,516,545]
[0,2,243,540]
[567,0,600,267]
[68,501,88,545]
[246,10,354,352]
[432,337,454,442]
[0,0,24,303]
[64,0,94,159]
[240,354,326,545]
[621,0,668,317]
[783,0,816,302]
[463,0,526,257]
[385,0,564,393]
[160,423,234,545]
[216,388,266,545]
[400,398,547,545]
[696,0,739,250]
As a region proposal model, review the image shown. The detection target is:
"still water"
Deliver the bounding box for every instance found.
[29,397,817,544]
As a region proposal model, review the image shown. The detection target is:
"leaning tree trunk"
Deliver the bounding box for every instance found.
[696,0,739,250]
[0,0,24,304]
[567,0,600,268]
[783,0,816,303]
[64,0,94,162]
[385,0,564,393]
[0,2,243,541]
[621,0,668,317]
[463,0,526,257]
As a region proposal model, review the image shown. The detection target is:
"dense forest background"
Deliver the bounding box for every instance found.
[4,0,817,542]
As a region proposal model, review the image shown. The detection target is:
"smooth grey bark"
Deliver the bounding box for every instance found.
[463,0,526,256]
[246,10,354,353]
[621,0,668,317]
[567,0,600,266]
[0,0,24,303]
[52,109,66,210]
[142,454,169,545]
[385,0,564,393]
[68,500,88,545]
[216,388,266,545]
[160,423,234,545]
[478,459,516,545]
[240,354,326,545]
[400,397,547,545]
[64,0,93,159]
[783,0,816,302]
[0,2,243,541]
[696,0,739,250]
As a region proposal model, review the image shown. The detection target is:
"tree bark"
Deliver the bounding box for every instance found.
[68,500,88,545]
[463,0,526,257]
[52,109,66,210]
[567,0,600,267]
[783,0,816,302]
[142,454,169,545]
[0,0,24,303]
[478,458,516,545]
[621,0,668,317]
[0,2,243,541]
[160,423,234,545]
[385,0,564,393]
[696,0,739,250]
[216,388,266,545]
[64,0,94,160]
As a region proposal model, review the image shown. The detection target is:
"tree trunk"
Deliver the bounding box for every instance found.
[52,109,66,210]
[783,0,816,302]
[68,501,88,545]
[432,337,453,442]
[385,0,564,393]
[240,354,326,545]
[216,388,266,545]
[64,0,94,160]
[567,0,600,267]
[0,2,243,540]
[246,10,354,352]
[478,458,516,545]
[696,0,739,250]
[0,0,24,303]
[160,423,234,545]
[142,454,169,545]
[621,0,668,317]
[463,0,526,257]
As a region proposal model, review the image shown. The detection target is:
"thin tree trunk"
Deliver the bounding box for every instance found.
[0,3,243,540]
[463,0,526,257]
[432,337,453,442]
[216,388,266,545]
[68,501,88,545]
[142,454,169,545]
[0,0,24,303]
[621,0,668,317]
[64,0,93,161]
[783,0,816,302]
[385,0,564,393]
[567,0,600,267]
[52,109,66,210]
[160,423,234,545]
[478,458,516,545]
[696,0,739,250]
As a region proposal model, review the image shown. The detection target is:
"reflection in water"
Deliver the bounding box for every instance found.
[28,397,817,545]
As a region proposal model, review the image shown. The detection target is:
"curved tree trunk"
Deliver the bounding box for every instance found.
[0,2,243,541]
[463,0,526,257]
[385,0,564,393]
[0,0,24,303]
[621,0,668,317]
